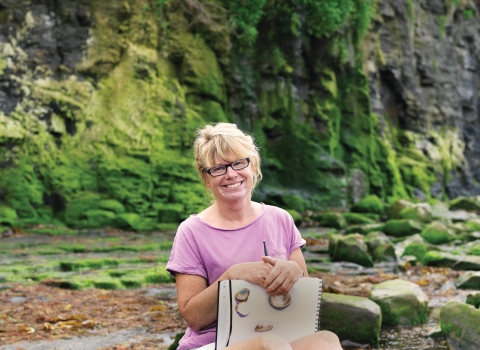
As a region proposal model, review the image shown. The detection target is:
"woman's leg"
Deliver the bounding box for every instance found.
[226,333,293,350]
[290,331,342,350]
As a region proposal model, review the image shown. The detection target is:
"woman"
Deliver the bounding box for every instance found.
[166,123,342,350]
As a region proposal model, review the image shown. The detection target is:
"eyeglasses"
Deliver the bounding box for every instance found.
[204,158,250,177]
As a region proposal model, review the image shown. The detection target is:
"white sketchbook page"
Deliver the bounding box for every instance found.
[216,280,232,350]
[228,278,321,346]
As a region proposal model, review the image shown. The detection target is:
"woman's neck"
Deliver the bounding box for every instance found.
[200,199,263,229]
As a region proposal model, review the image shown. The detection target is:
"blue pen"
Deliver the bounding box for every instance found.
[263,240,268,256]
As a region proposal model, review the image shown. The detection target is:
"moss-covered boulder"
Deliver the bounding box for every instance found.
[84,209,116,228]
[351,195,384,215]
[320,293,381,346]
[342,212,373,225]
[363,231,396,262]
[0,206,17,226]
[384,219,422,237]
[465,219,480,231]
[421,221,456,245]
[314,212,346,229]
[440,300,480,349]
[455,271,480,290]
[402,241,439,263]
[115,212,148,231]
[327,233,343,258]
[449,196,480,212]
[399,203,432,223]
[369,279,429,326]
[388,199,414,219]
[99,199,126,214]
[345,223,385,235]
[466,291,480,309]
[423,251,480,270]
[330,234,374,267]
[393,234,426,258]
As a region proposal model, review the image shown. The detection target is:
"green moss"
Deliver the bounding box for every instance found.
[144,269,175,284]
[59,258,120,272]
[314,212,347,229]
[384,219,423,237]
[342,212,373,225]
[351,195,384,215]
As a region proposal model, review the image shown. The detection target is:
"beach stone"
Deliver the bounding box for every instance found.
[320,293,381,346]
[388,199,414,219]
[384,219,422,237]
[455,271,480,289]
[314,212,346,229]
[449,196,480,212]
[399,203,432,223]
[423,251,480,270]
[342,212,373,225]
[345,223,385,235]
[363,231,396,262]
[369,279,428,326]
[445,210,476,222]
[431,202,449,219]
[402,241,440,263]
[330,234,374,267]
[350,195,384,215]
[440,300,480,350]
[420,221,456,245]
[466,291,480,308]
[393,234,425,258]
[465,218,480,231]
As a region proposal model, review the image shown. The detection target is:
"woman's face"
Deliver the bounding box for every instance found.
[205,155,254,204]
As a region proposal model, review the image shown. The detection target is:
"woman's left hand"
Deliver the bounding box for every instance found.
[262,256,304,295]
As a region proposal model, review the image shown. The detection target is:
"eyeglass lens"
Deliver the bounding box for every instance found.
[209,158,249,176]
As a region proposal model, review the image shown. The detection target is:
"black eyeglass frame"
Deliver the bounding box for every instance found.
[204,158,251,177]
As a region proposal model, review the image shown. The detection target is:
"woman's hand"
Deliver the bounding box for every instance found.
[262,256,304,295]
[226,262,273,287]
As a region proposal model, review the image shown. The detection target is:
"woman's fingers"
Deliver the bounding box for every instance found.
[263,260,302,295]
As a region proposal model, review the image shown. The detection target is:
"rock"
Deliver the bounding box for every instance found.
[399,203,432,223]
[440,300,480,350]
[393,234,426,258]
[427,324,443,338]
[449,197,480,212]
[423,251,480,270]
[431,202,450,219]
[459,231,480,243]
[342,213,374,225]
[465,218,480,231]
[320,293,381,346]
[350,195,385,215]
[420,221,456,244]
[345,223,385,235]
[466,291,480,308]
[363,231,396,262]
[397,255,417,270]
[445,210,477,222]
[330,234,374,267]
[0,206,18,226]
[99,199,126,214]
[402,241,439,263]
[388,199,414,219]
[384,219,422,237]
[314,212,346,229]
[369,279,429,326]
[83,209,116,228]
[455,271,480,289]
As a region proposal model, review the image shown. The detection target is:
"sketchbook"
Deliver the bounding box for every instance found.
[215,277,322,350]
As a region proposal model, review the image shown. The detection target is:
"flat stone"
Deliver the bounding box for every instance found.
[441,300,480,350]
[10,296,27,304]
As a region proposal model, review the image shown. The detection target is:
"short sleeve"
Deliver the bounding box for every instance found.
[285,210,306,256]
[166,220,208,279]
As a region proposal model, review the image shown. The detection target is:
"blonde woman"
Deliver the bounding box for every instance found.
[167,123,342,350]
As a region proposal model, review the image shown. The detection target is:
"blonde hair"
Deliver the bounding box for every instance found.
[193,123,262,192]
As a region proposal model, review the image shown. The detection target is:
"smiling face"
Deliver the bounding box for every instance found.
[205,155,254,204]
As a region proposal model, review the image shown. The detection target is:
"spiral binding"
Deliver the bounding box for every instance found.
[315,279,323,332]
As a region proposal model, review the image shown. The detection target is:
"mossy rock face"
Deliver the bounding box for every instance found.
[388,199,414,219]
[0,206,17,226]
[363,231,396,262]
[423,251,480,270]
[83,209,116,228]
[466,292,480,308]
[440,300,480,349]
[342,212,373,225]
[314,212,346,229]
[402,242,439,263]
[449,197,480,212]
[399,203,432,223]
[99,199,126,214]
[331,234,374,267]
[455,271,480,290]
[465,219,480,232]
[351,195,384,215]
[320,293,381,346]
[327,233,343,258]
[345,223,385,235]
[115,212,148,231]
[421,221,456,245]
[369,279,429,327]
[384,219,423,237]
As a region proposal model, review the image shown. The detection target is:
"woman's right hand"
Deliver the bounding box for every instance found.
[226,261,274,287]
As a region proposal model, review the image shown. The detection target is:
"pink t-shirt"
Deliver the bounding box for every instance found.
[166,204,306,350]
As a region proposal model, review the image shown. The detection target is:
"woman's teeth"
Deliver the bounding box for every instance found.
[226,182,241,188]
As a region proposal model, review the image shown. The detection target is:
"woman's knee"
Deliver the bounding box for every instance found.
[256,333,292,350]
[317,330,340,344]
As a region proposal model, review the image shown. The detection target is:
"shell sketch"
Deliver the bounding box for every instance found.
[235,288,250,303]
[254,323,274,332]
[235,302,250,317]
[268,293,292,310]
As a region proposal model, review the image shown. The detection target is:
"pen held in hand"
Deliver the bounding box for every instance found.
[263,240,268,256]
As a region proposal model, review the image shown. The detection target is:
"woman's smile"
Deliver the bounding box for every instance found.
[224,181,243,189]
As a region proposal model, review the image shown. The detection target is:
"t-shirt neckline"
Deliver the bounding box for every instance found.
[191,203,266,231]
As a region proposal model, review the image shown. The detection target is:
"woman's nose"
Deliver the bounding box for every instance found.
[225,165,237,177]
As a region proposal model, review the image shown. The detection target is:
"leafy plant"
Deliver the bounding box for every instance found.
[226,0,267,47]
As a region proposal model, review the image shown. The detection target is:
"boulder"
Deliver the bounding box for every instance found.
[345,223,385,235]
[369,279,429,326]
[445,210,477,222]
[351,195,384,215]
[455,271,480,289]
[465,219,480,232]
[99,199,126,214]
[393,234,425,258]
[421,221,456,245]
[83,209,116,228]
[388,199,414,219]
[342,212,373,225]
[384,219,422,237]
[449,196,480,212]
[402,241,440,263]
[466,291,480,308]
[431,202,449,219]
[314,212,347,229]
[440,300,480,349]
[363,231,396,262]
[330,234,374,267]
[399,203,432,223]
[423,251,480,270]
[320,293,381,346]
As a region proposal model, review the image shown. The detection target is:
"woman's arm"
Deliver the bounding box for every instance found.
[176,261,273,332]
